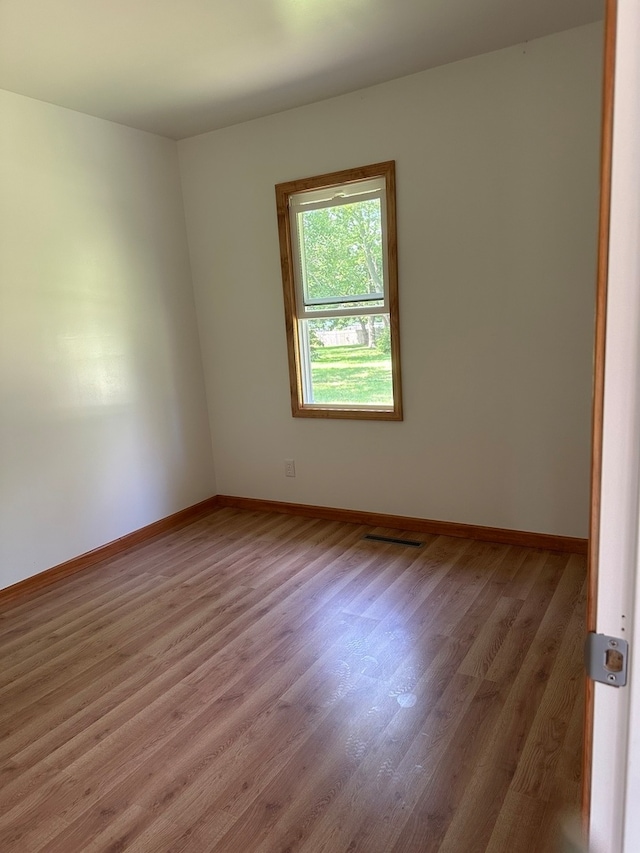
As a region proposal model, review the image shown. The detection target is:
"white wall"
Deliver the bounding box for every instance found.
[178,23,602,538]
[0,89,215,590]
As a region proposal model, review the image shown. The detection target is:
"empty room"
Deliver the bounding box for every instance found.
[2,0,633,851]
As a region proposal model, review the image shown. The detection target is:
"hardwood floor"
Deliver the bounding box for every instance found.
[0,509,586,852]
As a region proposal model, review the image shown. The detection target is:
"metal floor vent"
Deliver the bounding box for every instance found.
[363,533,424,548]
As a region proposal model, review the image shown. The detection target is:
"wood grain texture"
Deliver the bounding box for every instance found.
[217,495,588,554]
[583,0,617,836]
[588,0,617,633]
[0,497,221,606]
[0,507,585,852]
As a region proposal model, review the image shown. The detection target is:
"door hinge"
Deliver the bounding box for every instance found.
[585,633,629,687]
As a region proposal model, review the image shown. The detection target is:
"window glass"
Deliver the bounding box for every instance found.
[275,161,402,420]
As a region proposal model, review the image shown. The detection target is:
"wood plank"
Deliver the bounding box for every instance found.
[0,497,220,605]
[0,507,586,853]
[457,595,523,679]
[217,495,588,553]
[437,554,586,853]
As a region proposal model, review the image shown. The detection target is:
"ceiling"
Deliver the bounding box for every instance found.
[0,0,603,140]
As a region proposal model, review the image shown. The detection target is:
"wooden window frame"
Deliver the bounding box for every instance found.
[275,161,403,421]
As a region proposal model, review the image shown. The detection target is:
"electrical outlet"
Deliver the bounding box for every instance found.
[285,459,296,478]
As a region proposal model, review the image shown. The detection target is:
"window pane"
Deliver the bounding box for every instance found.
[275,160,401,419]
[303,298,385,313]
[301,315,393,407]
[299,198,384,306]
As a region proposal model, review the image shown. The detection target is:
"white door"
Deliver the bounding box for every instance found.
[589,2,640,851]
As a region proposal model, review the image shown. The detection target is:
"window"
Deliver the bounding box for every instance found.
[275,161,402,420]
